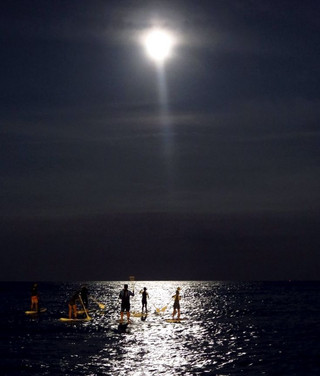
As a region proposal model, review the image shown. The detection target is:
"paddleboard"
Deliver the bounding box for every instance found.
[59,317,91,322]
[131,312,148,318]
[165,318,187,323]
[25,308,47,315]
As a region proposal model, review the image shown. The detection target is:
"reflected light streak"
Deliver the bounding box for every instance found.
[156,62,173,159]
[155,62,175,197]
[84,281,262,375]
[106,282,197,375]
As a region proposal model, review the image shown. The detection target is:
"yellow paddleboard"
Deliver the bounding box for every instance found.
[25,308,47,315]
[165,318,187,323]
[131,312,148,318]
[59,317,91,322]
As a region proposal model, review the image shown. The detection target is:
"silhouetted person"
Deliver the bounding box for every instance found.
[68,292,80,319]
[139,287,149,313]
[30,283,39,312]
[119,284,134,323]
[172,287,181,319]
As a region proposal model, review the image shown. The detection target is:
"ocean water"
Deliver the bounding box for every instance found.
[1,281,319,375]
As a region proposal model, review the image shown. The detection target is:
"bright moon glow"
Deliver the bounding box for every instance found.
[144,29,174,62]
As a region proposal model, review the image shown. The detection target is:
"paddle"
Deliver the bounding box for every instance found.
[155,300,172,314]
[160,304,169,312]
[79,294,91,320]
[153,304,161,314]
[91,297,106,310]
[160,300,172,312]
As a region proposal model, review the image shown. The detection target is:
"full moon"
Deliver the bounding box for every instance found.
[144,29,174,62]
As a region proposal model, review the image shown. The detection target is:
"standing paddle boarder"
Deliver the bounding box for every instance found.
[119,284,134,323]
[139,287,149,313]
[68,291,80,319]
[172,287,181,320]
[30,283,39,312]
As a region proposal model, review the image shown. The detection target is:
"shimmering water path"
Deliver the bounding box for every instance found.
[1,281,319,375]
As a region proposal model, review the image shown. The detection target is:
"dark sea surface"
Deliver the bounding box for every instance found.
[1,281,319,375]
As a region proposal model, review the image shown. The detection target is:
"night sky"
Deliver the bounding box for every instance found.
[1,0,319,281]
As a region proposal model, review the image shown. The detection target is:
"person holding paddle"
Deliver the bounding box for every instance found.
[172,287,181,320]
[119,284,134,323]
[30,283,39,312]
[68,291,80,319]
[139,287,149,313]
